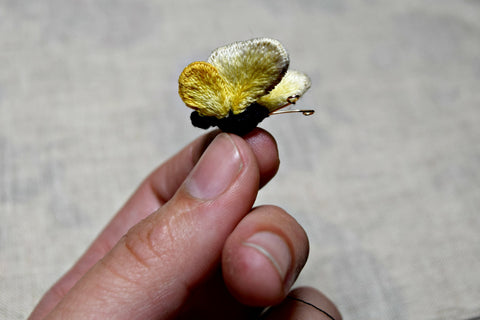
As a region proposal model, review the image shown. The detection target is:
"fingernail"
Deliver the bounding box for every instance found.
[185,133,242,200]
[243,231,292,282]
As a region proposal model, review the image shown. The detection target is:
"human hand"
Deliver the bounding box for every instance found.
[29,129,341,319]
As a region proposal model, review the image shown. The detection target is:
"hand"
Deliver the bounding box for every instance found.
[29,129,341,319]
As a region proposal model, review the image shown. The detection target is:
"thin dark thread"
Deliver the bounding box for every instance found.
[287,295,336,320]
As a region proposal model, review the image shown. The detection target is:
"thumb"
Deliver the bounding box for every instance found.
[45,133,261,320]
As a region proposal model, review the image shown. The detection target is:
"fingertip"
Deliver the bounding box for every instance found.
[223,235,287,306]
[242,128,280,188]
[222,205,309,307]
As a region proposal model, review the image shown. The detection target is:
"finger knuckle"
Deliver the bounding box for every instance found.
[121,221,164,268]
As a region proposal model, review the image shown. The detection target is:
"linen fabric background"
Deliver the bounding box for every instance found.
[1,1,479,319]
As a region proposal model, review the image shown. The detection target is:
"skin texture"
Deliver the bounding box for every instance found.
[29,129,342,320]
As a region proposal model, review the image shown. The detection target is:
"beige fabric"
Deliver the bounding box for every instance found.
[1,1,479,319]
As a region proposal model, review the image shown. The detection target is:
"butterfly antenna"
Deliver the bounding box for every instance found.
[270,109,315,116]
[269,95,315,116]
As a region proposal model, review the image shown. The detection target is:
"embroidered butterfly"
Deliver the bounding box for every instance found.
[178,38,313,135]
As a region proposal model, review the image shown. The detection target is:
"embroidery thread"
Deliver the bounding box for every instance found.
[178,38,313,135]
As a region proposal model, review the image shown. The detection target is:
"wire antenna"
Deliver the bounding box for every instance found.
[270,109,315,116]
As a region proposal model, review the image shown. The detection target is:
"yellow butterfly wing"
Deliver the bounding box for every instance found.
[257,70,311,112]
[178,61,232,118]
[207,38,290,115]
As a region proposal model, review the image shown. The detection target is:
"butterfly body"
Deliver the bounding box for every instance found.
[178,38,311,135]
[190,102,271,136]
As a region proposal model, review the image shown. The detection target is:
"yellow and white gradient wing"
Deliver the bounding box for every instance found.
[207,38,289,115]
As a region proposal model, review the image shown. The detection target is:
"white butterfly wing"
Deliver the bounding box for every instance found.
[257,70,311,112]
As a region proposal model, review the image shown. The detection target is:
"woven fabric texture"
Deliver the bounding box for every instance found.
[1,1,479,319]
